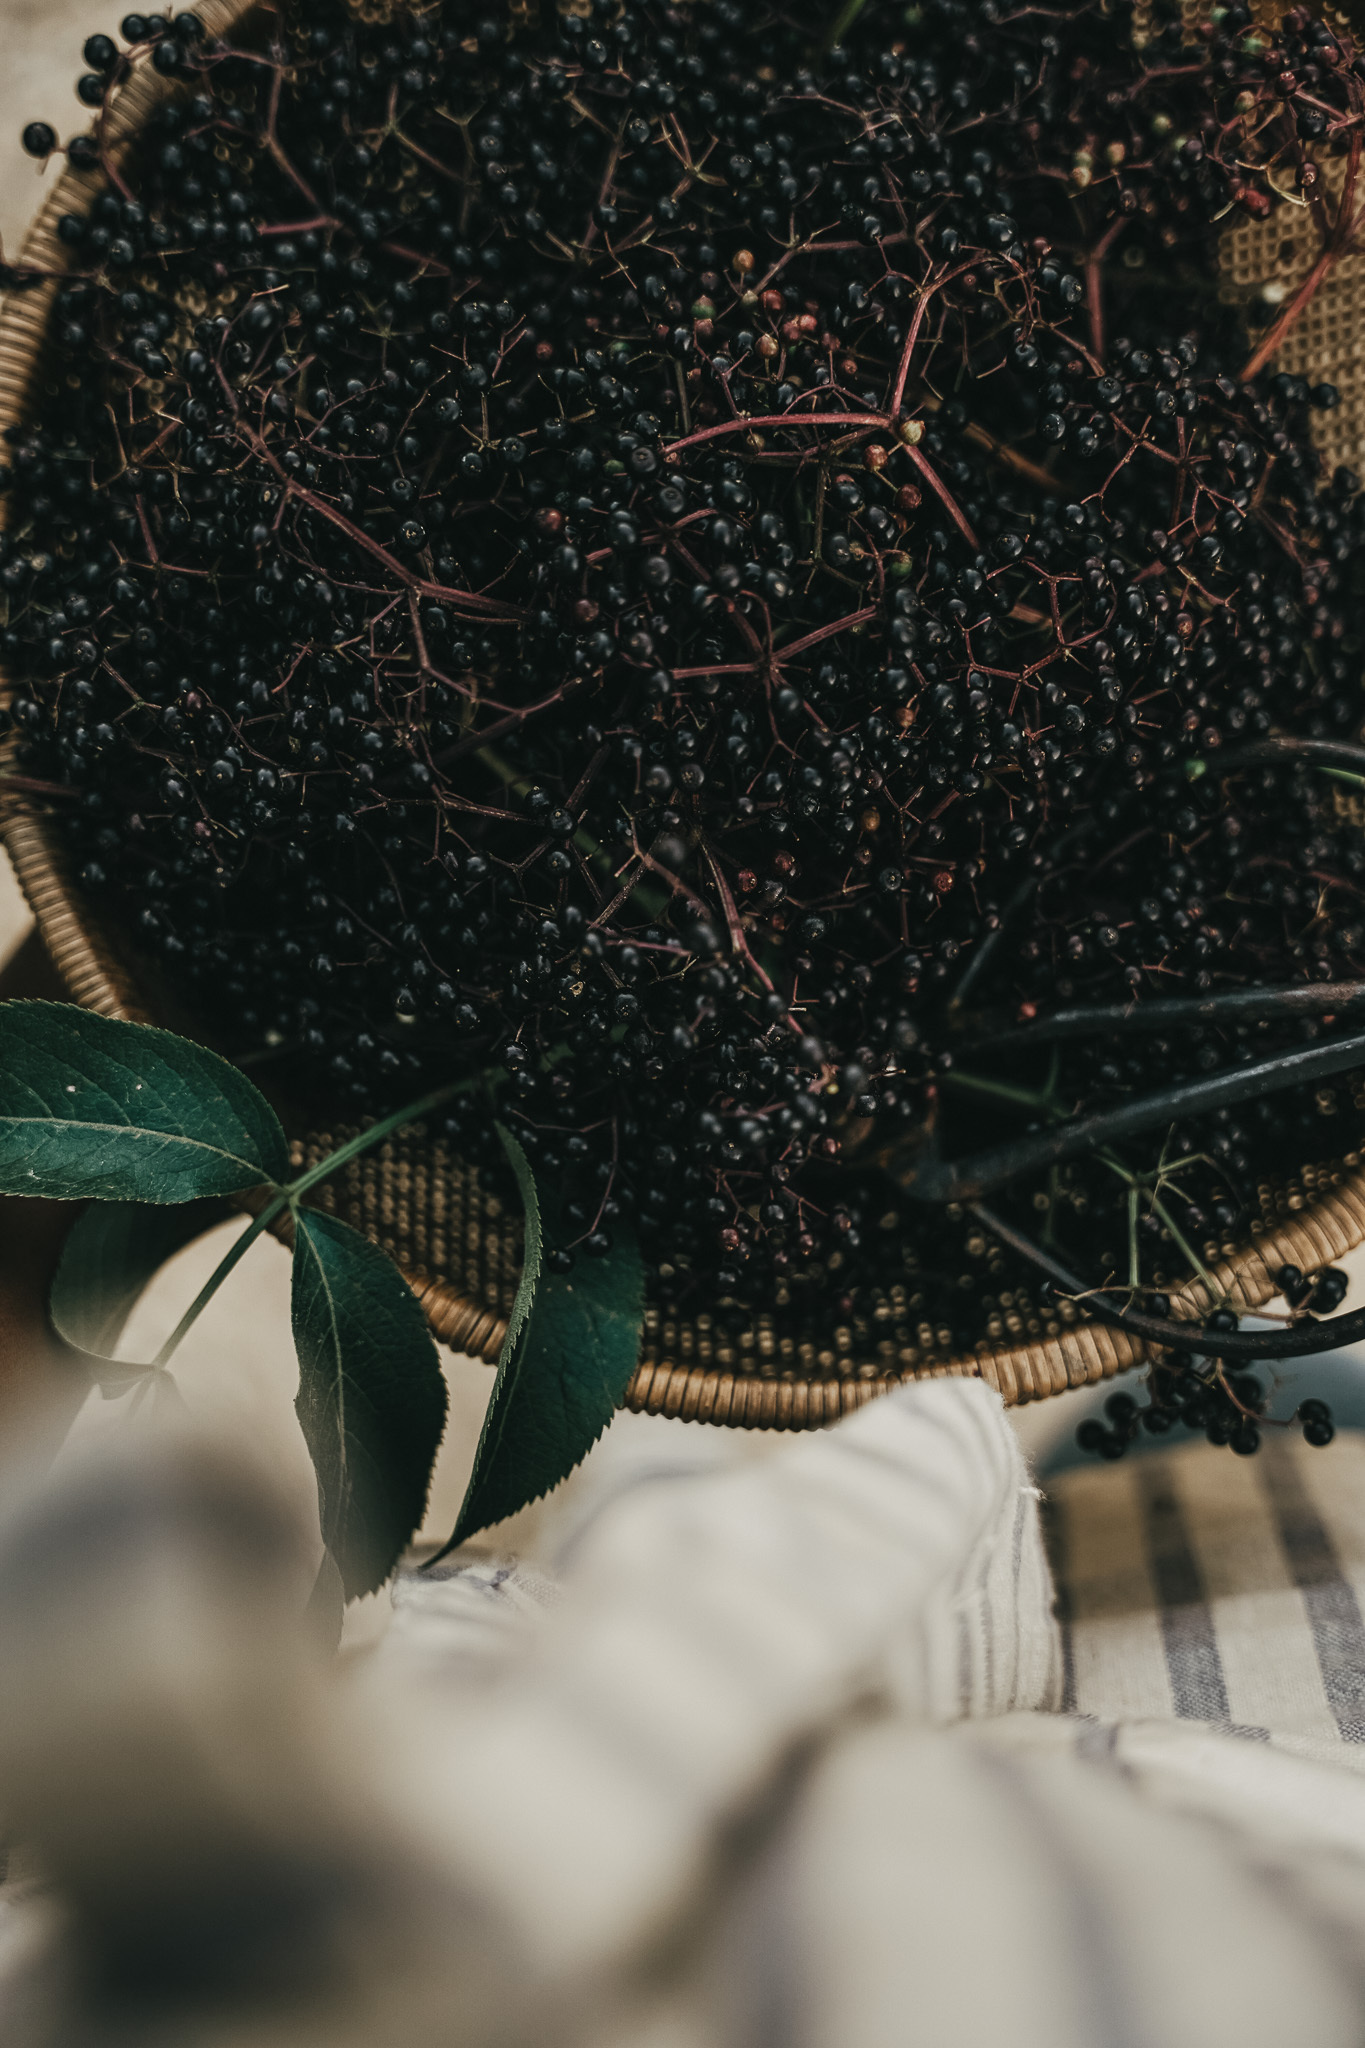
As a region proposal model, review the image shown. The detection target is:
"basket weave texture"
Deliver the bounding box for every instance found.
[4,0,1365,1426]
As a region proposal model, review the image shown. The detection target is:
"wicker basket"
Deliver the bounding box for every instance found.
[5,0,1365,1426]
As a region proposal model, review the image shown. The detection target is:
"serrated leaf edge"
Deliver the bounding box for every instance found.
[0,1000,291,1193]
[494,1120,543,1367]
[291,1206,448,1601]
[436,1140,643,1556]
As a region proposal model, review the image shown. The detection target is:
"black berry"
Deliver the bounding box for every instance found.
[7,0,1365,1394]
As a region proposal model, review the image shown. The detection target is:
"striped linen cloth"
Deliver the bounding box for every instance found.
[385,1378,1064,1980]
[10,1380,1365,2043]
[372,1388,1365,2048]
[1046,1432,1365,1769]
[703,1712,1365,2048]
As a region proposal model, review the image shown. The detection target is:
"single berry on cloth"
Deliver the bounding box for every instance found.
[4,0,1365,1411]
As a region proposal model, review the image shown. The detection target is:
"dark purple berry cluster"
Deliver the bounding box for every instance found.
[4,0,1365,1392]
[1078,1351,1338,1462]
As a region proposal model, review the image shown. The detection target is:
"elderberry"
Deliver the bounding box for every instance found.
[1076,1358,1337,1461]
[5,0,1365,1395]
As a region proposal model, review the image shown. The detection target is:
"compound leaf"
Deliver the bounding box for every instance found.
[50,1196,237,1359]
[436,1127,645,1555]
[0,1002,290,1202]
[292,1207,448,1601]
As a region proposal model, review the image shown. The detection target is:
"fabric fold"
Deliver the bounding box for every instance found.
[412,1378,1058,1972]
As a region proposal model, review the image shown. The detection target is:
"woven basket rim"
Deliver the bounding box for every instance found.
[4,1,1365,1425]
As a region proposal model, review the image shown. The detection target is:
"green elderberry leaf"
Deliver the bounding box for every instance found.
[50,1196,237,1360]
[291,1207,449,1602]
[0,1002,291,1202]
[435,1125,645,1556]
[494,1117,543,1369]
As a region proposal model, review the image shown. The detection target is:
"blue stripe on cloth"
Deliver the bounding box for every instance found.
[1138,1462,1232,1724]
[1137,1463,1269,1739]
[1260,1440,1365,1744]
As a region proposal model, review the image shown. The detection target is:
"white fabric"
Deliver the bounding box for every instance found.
[374,1387,1365,2045]
[9,1378,1365,2043]
[388,1379,1060,1976]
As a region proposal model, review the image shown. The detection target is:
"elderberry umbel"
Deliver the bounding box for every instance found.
[1076,1357,1336,1461]
[4,0,1365,1403]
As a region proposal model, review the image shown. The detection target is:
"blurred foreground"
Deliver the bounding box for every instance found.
[0,1383,1364,2045]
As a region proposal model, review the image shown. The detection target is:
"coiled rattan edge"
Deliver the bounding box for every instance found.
[4,6,1365,1424]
